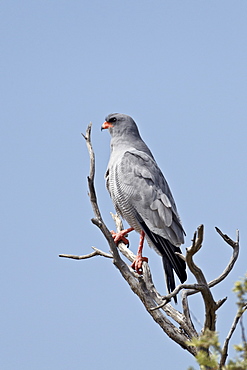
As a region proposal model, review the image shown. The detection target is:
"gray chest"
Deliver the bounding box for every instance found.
[106,162,141,233]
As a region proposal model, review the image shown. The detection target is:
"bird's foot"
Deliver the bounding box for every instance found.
[131,255,149,275]
[110,227,134,246]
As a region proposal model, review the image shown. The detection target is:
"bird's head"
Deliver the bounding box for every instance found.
[101,113,140,138]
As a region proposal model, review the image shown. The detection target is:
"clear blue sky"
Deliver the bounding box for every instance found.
[1,1,247,369]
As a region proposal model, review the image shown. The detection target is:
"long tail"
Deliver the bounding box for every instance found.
[161,256,176,300]
[140,221,187,302]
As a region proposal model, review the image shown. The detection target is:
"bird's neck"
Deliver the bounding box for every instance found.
[110,135,154,161]
[110,138,129,156]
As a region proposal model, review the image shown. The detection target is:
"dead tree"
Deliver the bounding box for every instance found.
[60,123,243,369]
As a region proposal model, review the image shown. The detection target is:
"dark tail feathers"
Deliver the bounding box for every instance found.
[140,221,187,302]
[162,256,177,303]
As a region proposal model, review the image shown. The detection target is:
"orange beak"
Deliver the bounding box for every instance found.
[101,121,113,130]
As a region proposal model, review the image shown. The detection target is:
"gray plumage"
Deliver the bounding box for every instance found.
[103,113,187,298]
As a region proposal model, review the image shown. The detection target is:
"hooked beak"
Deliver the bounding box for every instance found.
[101,121,113,131]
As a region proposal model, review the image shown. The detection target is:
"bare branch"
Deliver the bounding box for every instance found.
[81,123,102,222]
[59,247,113,260]
[183,227,239,299]
[186,225,217,332]
[240,315,247,345]
[181,290,198,338]
[111,213,196,341]
[151,284,207,310]
[175,226,239,337]
[59,123,122,264]
[215,227,239,248]
[219,305,247,369]
[215,297,228,310]
[81,123,123,263]
[208,228,239,288]
[186,225,207,284]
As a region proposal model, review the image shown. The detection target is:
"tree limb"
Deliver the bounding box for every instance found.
[185,228,239,296]
[111,212,196,340]
[208,228,239,288]
[59,247,113,259]
[186,225,217,332]
[178,226,239,337]
[219,304,247,369]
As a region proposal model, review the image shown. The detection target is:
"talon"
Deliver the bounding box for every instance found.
[110,227,134,245]
[131,256,149,275]
[111,231,129,245]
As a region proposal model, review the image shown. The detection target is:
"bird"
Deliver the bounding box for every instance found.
[102,113,187,301]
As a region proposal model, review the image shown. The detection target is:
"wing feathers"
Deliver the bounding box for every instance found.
[157,202,172,227]
[119,150,184,245]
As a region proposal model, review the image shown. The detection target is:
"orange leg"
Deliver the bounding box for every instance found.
[111,227,134,245]
[130,230,148,275]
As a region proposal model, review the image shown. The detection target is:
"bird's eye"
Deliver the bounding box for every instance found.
[109,117,117,123]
